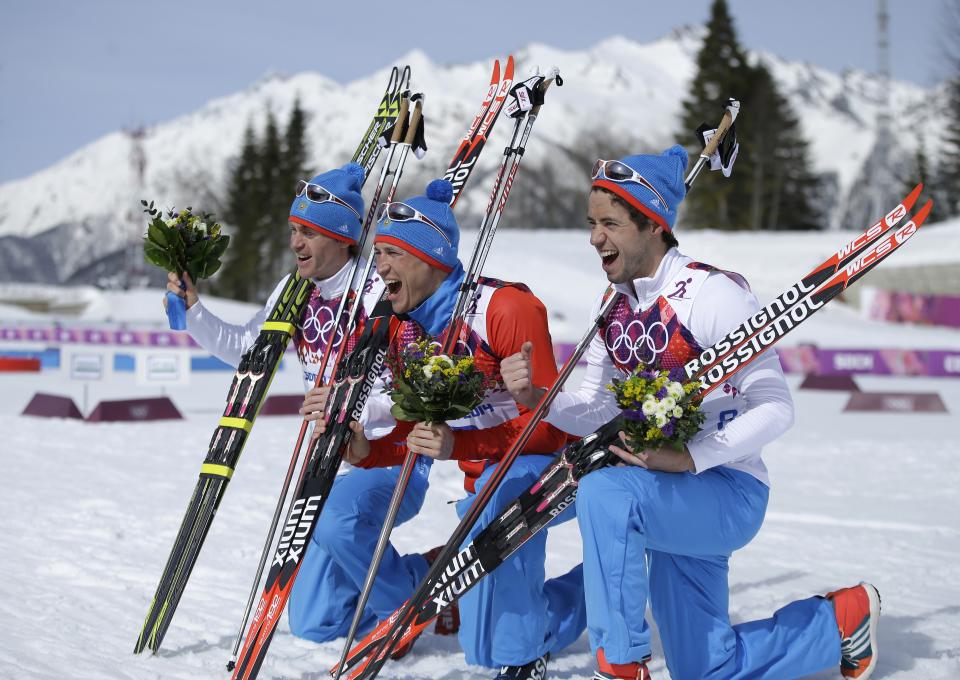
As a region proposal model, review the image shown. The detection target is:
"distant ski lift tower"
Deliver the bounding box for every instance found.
[872,0,894,220]
[125,125,147,287]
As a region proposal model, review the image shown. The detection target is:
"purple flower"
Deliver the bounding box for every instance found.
[661,421,675,437]
[623,408,646,422]
[656,387,667,399]
[668,367,685,382]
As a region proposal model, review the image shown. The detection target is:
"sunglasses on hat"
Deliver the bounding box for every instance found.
[376,201,451,245]
[592,159,669,210]
[294,180,361,220]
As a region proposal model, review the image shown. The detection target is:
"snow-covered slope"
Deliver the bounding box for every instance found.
[0,28,946,284]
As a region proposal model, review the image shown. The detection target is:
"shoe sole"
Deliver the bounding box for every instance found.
[856,582,882,680]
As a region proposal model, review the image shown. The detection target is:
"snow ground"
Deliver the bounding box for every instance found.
[1,371,958,680]
[2,223,960,679]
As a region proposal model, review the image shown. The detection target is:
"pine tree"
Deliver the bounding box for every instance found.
[254,110,284,297]
[270,98,310,283]
[680,0,822,230]
[679,0,752,230]
[940,74,960,217]
[216,123,262,301]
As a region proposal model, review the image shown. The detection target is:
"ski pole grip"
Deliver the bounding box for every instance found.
[391,94,410,144]
[702,109,734,159]
[404,97,423,146]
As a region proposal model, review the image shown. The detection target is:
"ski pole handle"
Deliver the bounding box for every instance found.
[701,104,736,159]
[684,98,740,190]
[404,96,423,146]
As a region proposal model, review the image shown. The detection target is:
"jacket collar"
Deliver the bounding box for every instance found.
[404,261,466,337]
[612,247,684,307]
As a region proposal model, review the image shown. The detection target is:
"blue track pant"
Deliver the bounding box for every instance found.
[456,454,587,668]
[288,459,433,642]
[576,465,842,680]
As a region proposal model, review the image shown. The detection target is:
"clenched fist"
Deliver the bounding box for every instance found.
[500,341,545,410]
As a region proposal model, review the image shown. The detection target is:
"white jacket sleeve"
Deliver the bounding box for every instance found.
[184,277,288,369]
[686,275,795,473]
[543,293,622,436]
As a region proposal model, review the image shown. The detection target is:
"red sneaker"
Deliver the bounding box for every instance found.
[422,545,460,636]
[826,582,881,679]
[593,648,651,680]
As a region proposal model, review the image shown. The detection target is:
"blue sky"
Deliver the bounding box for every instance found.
[0,0,949,183]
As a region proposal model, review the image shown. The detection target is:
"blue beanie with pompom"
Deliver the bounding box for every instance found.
[592,145,688,231]
[375,179,460,272]
[289,162,366,243]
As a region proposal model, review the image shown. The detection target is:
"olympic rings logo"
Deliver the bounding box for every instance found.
[301,303,344,348]
[604,318,669,366]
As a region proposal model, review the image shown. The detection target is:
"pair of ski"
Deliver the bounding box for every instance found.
[332,185,932,680]
[133,66,409,656]
[228,57,522,680]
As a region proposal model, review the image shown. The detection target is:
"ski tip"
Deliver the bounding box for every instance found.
[505,54,515,79]
[913,198,934,224]
[491,59,500,83]
[904,182,924,211]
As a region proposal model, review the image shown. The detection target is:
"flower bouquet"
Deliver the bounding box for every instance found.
[386,339,499,423]
[606,366,705,452]
[141,200,230,330]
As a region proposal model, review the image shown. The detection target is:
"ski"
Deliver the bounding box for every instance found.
[134,67,405,656]
[683,183,923,381]
[334,193,934,680]
[444,56,515,204]
[134,273,313,654]
[229,297,395,680]
[353,66,408,174]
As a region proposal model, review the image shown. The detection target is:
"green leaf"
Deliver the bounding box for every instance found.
[146,222,168,248]
[390,404,423,422]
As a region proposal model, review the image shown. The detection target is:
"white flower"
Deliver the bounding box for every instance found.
[672,406,683,418]
[662,396,676,411]
[423,365,435,379]
[655,414,667,428]
[641,398,657,416]
[654,401,669,417]
[668,382,684,399]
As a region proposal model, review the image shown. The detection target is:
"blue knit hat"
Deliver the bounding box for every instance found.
[592,145,688,231]
[374,179,460,272]
[289,162,366,243]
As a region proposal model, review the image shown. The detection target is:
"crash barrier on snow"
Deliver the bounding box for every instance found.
[258,394,304,416]
[22,392,84,419]
[843,391,948,413]
[798,374,861,391]
[86,396,183,422]
[0,356,41,371]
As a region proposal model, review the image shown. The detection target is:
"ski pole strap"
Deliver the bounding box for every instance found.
[261,321,296,335]
[219,416,254,432]
[200,463,235,479]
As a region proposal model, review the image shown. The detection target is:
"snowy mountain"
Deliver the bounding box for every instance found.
[0,27,947,284]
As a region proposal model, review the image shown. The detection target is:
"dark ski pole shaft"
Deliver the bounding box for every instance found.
[330,92,426,679]
[345,71,564,680]
[328,62,513,680]
[224,78,409,671]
